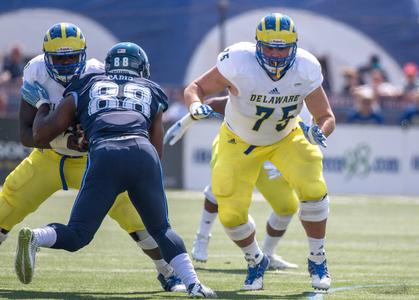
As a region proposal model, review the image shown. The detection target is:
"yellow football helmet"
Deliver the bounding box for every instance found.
[43,23,87,85]
[255,13,298,79]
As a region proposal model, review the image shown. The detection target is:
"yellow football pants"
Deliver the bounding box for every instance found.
[212,123,327,228]
[210,134,299,218]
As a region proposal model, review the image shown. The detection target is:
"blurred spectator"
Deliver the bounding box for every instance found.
[358,54,388,84]
[341,66,361,96]
[402,62,418,103]
[400,89,419,126]
[347,86,384,124]
[0,44,25,84]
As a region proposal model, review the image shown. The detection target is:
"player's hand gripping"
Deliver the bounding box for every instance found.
[189,101,214,120]
[163,114,194,146]
[21,81,50,108]
[299,121,327,148]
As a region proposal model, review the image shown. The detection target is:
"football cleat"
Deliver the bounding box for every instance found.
[191,233,210,262]
[187,282,217,298]
[15,227,38,284]
[268,254,298,270]
[243,254,270,290]
[308,258,331,290]
[157,272,186,292]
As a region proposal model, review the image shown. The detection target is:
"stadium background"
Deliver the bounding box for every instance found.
[0,0,418,194]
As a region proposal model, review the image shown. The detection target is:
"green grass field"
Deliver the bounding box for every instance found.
[1,190,418,299]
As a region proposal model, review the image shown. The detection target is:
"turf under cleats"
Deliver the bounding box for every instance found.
[157,272,186,292]
[308,258,331,290]
[187,282,217,298]
[15,227,38,284]
[191,233,210,262]
[243,254,270,290]
[268,254,298,270]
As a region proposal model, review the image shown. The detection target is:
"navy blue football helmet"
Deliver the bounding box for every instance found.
[105,42,150,78]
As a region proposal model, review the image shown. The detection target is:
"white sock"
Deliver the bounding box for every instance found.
[153,259,173,278]
[33,226,57,247]
[170,253,199,287]
[262,235,282,256]
[241,240,263,265]
[197,209,217,237]
[308,237,326,263]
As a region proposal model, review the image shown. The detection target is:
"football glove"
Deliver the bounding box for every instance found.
[21,81,50,108]
[189,101,213,120]
[299,121,327,148]
[163,114,194,146]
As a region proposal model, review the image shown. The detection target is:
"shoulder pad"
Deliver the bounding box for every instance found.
[216,42,255,81]
[22,54,48,84]
[295,48,322,83]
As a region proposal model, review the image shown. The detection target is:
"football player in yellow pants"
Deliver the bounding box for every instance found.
[164,96,299,270]
[0,22,184,292]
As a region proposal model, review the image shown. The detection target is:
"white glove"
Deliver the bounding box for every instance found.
[164,114,194,146]
[21,80,50,108]
[189,101,214,120]
[298,121,327,148]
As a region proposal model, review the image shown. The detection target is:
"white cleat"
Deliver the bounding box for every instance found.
[242,254,270,290]
[15,227,38,284]
[187,282,217,298]
[157,272,186,292]
[191,233,210,262]
[268,254,298,270]
[308,258,331,290]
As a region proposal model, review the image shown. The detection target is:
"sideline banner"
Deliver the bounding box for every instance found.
[183,123,419,195]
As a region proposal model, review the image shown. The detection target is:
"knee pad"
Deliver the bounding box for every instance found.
[203,185,218,205]
[268,212,293,231]
[224,215,255,241]
[133,230,158,250]
[299,195,329,222]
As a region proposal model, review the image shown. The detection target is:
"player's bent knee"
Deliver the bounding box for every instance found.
[219,208,248,227]
[133,230,158,250]
[223,215,255,241]
[203,185,218,205]
[299,195,329,222]
[268,212,293,231]
[298,181,328,201]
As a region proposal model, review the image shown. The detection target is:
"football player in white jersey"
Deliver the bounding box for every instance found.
[164,95,299,270]
[183,13,335,291]
[1,23,184,292]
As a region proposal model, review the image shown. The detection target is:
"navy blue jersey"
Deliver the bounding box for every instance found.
[64,73,168,142]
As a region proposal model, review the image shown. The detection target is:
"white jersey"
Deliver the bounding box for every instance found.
[23,55,104,155]
[216,42,323,146]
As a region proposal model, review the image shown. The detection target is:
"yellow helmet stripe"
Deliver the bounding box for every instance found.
[61,23,66,39]
[276,14,281,32]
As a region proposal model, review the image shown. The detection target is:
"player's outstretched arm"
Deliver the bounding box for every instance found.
[184,67,231,120]
[33,95,76,146]
[163,95,228,146]
[300,86,335,148]
[305,86,335,137]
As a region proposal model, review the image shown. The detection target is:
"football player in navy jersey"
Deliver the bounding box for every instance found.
[14,42,216,298]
